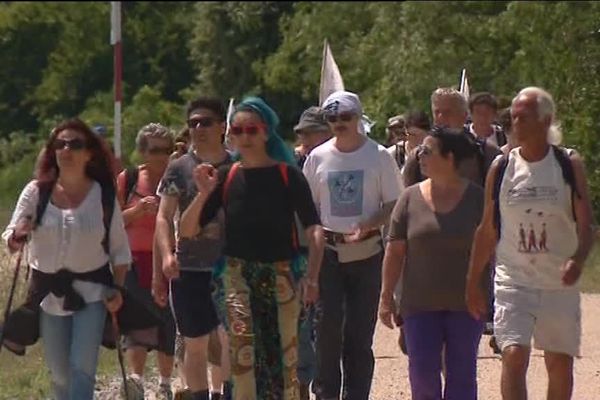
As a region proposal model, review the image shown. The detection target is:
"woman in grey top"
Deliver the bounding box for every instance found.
[379,126,487,400]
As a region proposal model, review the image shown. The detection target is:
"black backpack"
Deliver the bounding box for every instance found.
[492,145,580,240]
[35,180,116,254]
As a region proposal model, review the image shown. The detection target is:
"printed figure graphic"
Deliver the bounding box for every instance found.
[538,223,548,252]
[518,223,527,252]
[328,170,364,217]
[527,223,538,253]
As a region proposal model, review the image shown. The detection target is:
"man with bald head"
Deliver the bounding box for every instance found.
[403,87,501,187]
[466,87,594,399]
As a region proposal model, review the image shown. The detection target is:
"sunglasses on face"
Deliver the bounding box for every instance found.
[187,117,216,129]
[147,146,173,155]
[51,138,87,151]
[229,123,266,136]
[417,144,434,158]
[326,112,355,124]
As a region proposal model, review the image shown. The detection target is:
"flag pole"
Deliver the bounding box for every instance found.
[111,2,122,160]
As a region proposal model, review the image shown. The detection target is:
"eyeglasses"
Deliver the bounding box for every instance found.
[416,144,434,158]
[147,146,173,155]
[229,123,266,136]
[51,138,87,151]
[187,117,216,129]
[325,112,355,124]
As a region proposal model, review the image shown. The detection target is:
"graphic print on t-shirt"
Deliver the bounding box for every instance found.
[507,185,555,255]
[328,170,364,217]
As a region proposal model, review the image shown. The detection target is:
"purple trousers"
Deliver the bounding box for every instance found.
[403,311,483,400]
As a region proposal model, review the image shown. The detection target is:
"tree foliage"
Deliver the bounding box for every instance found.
[0,1,599,216]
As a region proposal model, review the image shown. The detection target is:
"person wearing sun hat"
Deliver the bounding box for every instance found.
[293,106,332,169]
[303,90,402,400]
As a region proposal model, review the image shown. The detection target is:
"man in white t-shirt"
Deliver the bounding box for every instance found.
[466,87,594,400]
[303,90,402,400]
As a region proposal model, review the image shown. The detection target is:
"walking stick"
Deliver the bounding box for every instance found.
[107,289,129,400]
[0,244,25,354]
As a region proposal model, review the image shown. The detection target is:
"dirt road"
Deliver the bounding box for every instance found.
[96,294,600,399]
[370,294,600,399]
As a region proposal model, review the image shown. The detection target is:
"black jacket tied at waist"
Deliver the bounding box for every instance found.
[1,264,165,356]
[28,264,114,312]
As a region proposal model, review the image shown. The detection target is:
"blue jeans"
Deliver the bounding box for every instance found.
[40,301,107,400]
[403,311,484,400]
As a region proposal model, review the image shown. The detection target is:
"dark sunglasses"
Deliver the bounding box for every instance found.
[416,144,434,158]
[326,112,355,124]
[51,138,87,151]
[187,117,216,129]
[229,123,266,136]
[147,146,173,155]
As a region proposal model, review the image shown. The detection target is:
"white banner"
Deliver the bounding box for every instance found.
[319,39,345,106]
[459,68,470,101]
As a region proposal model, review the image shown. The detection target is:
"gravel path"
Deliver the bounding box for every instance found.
[370,294,600,399]
[95,294,600,399]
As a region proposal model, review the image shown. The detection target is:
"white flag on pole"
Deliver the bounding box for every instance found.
[224,97,235,150]
[319,40,345,106]
[459,68,470,101]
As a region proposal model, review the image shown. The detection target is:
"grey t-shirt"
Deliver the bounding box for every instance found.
[157,152,232,271]
[388,182,486,317]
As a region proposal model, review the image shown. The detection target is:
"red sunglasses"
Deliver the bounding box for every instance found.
[230,123,266,136]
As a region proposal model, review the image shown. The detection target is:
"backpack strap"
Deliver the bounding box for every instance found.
[222,162,241,204]
[124,166,140,204]
[551,145,580,221]
[475,138,487,187]
[277,163,299,251]
[100,182,115,255]
[492,154,510,241]
[495,125,507,147]
[34,180,56,229]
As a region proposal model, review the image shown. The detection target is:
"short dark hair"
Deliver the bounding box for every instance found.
[186,97,226,120]
[497,107,512,134]
[429,125,477,168]
[468,92,498,112]
[405,110,431,131]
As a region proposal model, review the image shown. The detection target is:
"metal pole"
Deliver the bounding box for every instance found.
[111,2,122,159]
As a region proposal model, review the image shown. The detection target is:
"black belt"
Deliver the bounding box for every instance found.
[324,229,380,246]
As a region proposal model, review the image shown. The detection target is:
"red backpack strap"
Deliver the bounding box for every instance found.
[278,162,289,186]
[222,162,241,204]
[278,163,300,251]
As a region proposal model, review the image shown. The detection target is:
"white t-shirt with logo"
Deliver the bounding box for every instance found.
[496,147,578,290]
[303,137,402,234]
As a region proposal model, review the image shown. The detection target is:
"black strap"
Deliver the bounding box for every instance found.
[551,145,579,221]
[124,166,139,204]
[492,155,510,240]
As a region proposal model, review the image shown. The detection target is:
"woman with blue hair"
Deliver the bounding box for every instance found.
[179,97,325,400]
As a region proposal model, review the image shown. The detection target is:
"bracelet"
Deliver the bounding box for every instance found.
[305,278,318,288]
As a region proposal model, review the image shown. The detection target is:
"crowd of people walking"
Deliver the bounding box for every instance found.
[1,85,595,400]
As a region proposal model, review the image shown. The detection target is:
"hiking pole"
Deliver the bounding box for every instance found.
[0,243,25,354]
[106,289,129,400]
